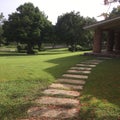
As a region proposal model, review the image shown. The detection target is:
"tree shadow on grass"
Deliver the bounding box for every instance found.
[84,59,120,107]
[38,52,69,55]
[37,48,70,55]
[0,51,27,57]
[44,54,91,80]
[0,51,64,57]
[0,48,68,57]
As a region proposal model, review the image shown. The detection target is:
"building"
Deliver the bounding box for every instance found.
[84,16,120,57]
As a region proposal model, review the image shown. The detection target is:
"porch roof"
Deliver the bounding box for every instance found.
[84,16,120,31]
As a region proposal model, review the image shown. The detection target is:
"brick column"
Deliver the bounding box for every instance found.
[115,32,120,53]
[107,30,114,52]
[93,28,102,53]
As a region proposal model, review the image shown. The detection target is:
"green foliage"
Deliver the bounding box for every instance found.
[68,45,92,52]
[83,17,96,48]
[3,2,51,54]
[17,44,27,53]
[55,11,96,51]
[109,5,120,18]
[41,25,57,48]
[56,11,85,46]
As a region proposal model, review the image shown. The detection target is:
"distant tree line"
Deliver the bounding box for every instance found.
[1,2,118,54]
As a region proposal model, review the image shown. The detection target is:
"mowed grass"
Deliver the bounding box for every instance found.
[0,48,120,120]
[79,58,120,120]
[0,48,89,120]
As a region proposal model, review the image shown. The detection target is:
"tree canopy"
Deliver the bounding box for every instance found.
[56,12,85,49]
[2,3,97,53]
[55,11,96,51]
[3,2,52,54]
[109,5,120,18]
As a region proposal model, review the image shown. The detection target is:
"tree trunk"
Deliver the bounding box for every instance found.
[38,42,42,51]
[27,43,35,54]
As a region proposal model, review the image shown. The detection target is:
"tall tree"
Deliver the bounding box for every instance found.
[55,11,86,51]
[3,2,51,54]
[55,11,96,51]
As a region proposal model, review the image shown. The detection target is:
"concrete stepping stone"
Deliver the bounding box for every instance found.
[58,78,86,85]
[35,96,79,107]
[43,89,80,97]
[27,106,78,119]
[70,67,92,71]
[97,57,112,60]
[63,74,88,79]
[67,69,91,74]
[50,83,83,90]
[80,61,99,65]
[88,59,103,62]
[76,64,96,67]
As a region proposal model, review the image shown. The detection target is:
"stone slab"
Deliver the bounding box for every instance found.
[97,57,112,60]
[76,64,96,67]
[58,78,86,85]
[50,83,83,90]
[80,61,99,65]
[63,74,88,79]
[70,67,92,71]
[88,59,103,62]
[35,96,79,107]
[28,106,78,119]
[67,69,91,74]
[43,89,80,97]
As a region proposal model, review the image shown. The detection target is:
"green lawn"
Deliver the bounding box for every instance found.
[0,48,89,120]
[79,58,120,120]
[0,48,120,120]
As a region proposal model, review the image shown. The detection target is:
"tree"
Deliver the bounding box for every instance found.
[3,2,51,54]
[104,0,120,5]
[83,17,97,48]
[42,25,57,48]
[0,13,5,46]
[55,11,86,51]
[109,5,120,18]
[55,11,96,51]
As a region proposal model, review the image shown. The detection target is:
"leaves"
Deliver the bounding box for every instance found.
[3,2,51,53]
[55,11,96,48]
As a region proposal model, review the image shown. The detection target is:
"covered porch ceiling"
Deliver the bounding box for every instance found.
[84,16,120,31]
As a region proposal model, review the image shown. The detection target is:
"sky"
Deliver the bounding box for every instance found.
[0,0,119,24]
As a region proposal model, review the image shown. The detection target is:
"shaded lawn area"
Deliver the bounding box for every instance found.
[79,58,120,120]
[0,48,89,120]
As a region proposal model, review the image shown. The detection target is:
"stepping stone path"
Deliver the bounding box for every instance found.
[20,59,103,120]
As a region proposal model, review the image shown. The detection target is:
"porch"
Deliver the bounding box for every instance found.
[84,16,120,57]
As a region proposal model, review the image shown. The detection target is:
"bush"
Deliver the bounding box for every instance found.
[17,44,27,53]
[68,45,92,52]
[68,45,83,52]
